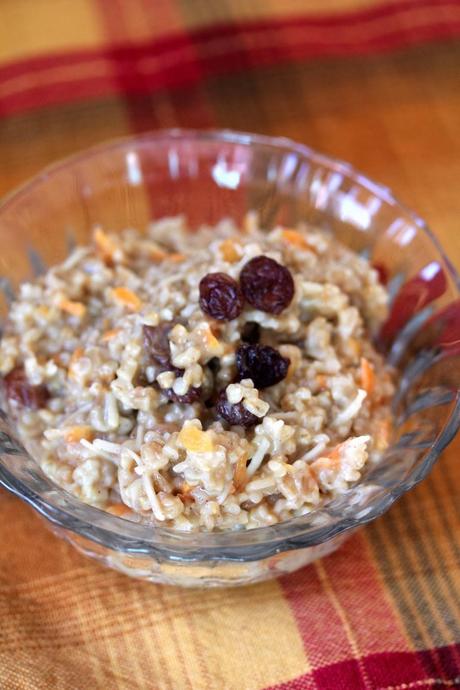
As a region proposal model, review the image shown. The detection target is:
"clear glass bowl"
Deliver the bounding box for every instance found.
[0,130,458,587]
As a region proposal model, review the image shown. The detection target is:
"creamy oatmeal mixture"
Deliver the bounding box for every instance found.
[0,215,394,531]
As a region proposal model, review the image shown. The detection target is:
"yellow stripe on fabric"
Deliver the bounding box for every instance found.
[0,0,102,62]
[177,0,407,29]
[0,554,307,690]
[315,560,373,688]
[155,580,308,690]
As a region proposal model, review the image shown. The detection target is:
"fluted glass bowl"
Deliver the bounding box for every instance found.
[0,130,458,587]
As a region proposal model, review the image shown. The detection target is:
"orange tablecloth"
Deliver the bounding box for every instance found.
[0,2,460,689]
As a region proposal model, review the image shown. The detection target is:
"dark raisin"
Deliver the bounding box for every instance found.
[241,321,261,344]
[3,367,49,409]
[164,386,202,404]
[240,500,257,511]
[240,256,294,314]
[266,492,283,505]
[236,343,290,389]
[199,272,244,321]
[215,389,259,427]
[143,323,173,367]
[207,357,221,374]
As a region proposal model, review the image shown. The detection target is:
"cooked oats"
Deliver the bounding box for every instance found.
[0,215,395,531]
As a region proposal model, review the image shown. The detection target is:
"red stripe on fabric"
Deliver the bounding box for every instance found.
[2,0,460,76]
[279,534,410,670]
[278,553,355,668]
[95,0,215,133]
[319,533,410,656]
[1,2,460,116]
[265,644,460,689]
[419,645,460,684]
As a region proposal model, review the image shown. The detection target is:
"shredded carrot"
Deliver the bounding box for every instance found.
[360,357,375,395]
[206,330,220,349]
[143,242,167,261]
[68,347,84,379]
[111,287,142,312]
[281,229,317,253]
[219,239,240,263]
[102,328,121,342]
[69,347,83,367]
[64,426,94,443]
[315,374,327,390]
[106,503,132,517]
[168,253,185,262]
[322,440,349,463]
[201,324,223,355]
[59,298,86,318]
[178,426,215,453]
[233,452,248,491]
[94,227,119,262]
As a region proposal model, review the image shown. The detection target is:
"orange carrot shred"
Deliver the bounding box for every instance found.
[94,227,119,263]
[102,328,121,342]
[59,299,86,318]
[281,229,317,253]
[360,357,375,395]
[69,347,83,367]
[107,503,132,517]
[111,287,142,312]
[65,426,94,443]
[315,374,327,390]
[219,239,240,263]
[233,452,248,491]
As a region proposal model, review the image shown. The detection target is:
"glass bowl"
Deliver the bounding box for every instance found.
[0,130,458,588]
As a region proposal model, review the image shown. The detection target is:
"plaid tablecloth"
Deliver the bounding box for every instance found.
[0,2,460,689]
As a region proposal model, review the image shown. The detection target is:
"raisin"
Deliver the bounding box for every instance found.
[240,256,294,314]
[236,343,290,389]
[143,323,173,367]
[215,389,259,427]
[164,386,202,404]
[241,321,261,344]
[143,322,182,376]
[207,357,221,374]
[3,367,49,409]
[199,272,244,321]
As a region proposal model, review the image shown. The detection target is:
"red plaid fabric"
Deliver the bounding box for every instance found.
[0,2,459,688]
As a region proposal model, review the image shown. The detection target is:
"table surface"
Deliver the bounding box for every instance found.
[0,37,459,690]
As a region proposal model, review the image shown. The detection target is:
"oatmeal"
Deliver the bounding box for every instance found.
[0,215,394,531]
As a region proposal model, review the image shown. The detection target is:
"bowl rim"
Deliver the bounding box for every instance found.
[0,128,459,562]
